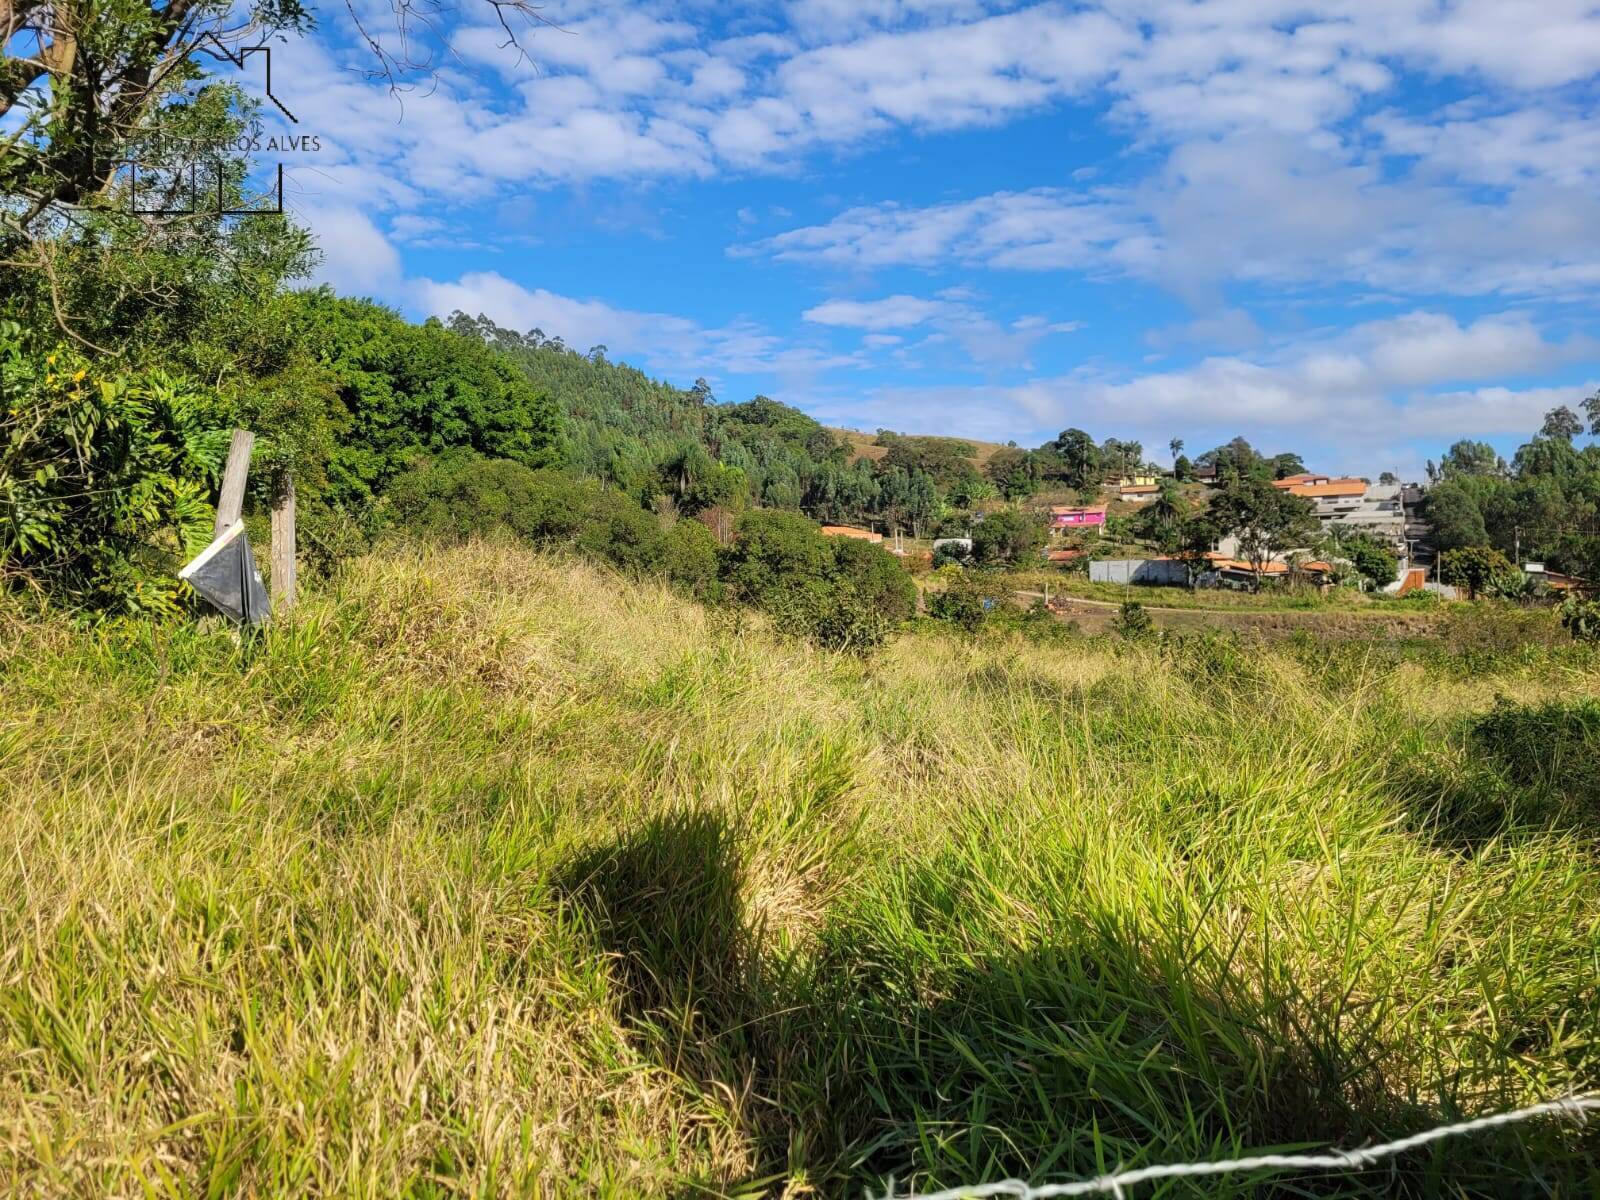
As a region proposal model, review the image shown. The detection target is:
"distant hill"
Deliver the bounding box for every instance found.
[828,427,1012,468]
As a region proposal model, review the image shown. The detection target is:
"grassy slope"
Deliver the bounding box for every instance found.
[2,542,1598,1197]
[828,427,1010,468]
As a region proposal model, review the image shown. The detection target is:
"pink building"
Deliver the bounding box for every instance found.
[1051,505,1107,528]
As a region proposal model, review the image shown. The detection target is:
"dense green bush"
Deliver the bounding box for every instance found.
[926,566,1009,632]
[720,509,915,651]
[386,455,664,572]
[296,296,563,515]
[659,519,724,602]
[1560,596,1600,643]
[971,507,1044,566]
[0,328,228,616]
[1112,599,1156,640]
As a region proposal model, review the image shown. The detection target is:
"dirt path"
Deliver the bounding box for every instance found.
[1013,591,1445,641]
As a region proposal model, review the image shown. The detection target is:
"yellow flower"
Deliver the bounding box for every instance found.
[72,369,86,383]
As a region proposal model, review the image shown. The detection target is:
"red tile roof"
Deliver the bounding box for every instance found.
[1283,479,1367,498]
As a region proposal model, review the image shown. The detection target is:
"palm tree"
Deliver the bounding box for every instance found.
[1150,479,1185,533]
[1169,437,1184,464]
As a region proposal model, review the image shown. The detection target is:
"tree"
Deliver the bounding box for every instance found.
[1334,531,1399,590]
[1269,452,1307,480]
[1172,453,1194,482]
[1138,480,1187,546]
[1541,405,1585,442]
[1425,481,1490,551]
[1168,437,1184,464]
[1440,439,1502,477]
[971,508,1044,567]
[1584,389,1600,436]
[1209,478,1317,590]
[720,509,914,652]
[948,473,999,508]
[1050,428,1100,489]
[985,446,1038,500]
[1,0,550,246]
[1439,545,1516,601]
[1379,471,1399,486]
[1100,437,1143,479]
[1159,512,1219,589]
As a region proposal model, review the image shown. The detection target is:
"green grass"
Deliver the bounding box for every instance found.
[2,541,1598,1197]
[1005,574,1388,612]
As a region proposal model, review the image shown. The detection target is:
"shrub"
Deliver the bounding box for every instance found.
[721,510,915,652]
[1338,532,1399,590]
[1111,599,1156,640]
[1438,545,1516,600]
[971,507,1045,567]
[0,330,228,617]
[1560,596,1600,643]
[385,455,665,573]
[926,566,990,632]
[659,519,723,602]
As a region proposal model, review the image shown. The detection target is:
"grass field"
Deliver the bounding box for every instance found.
[1001,574,1384,612]
[3,541,1599,1197]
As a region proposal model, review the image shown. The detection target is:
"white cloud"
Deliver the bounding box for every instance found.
[802,290,1084,368]
[802,294,951,329]
[303,207,404,295]
[745,189,1139,270]
[797,309,1596,476]
[413,270,862,382]
[744,127,1600,301]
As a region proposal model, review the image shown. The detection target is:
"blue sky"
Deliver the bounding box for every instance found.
[252,0,1599,478]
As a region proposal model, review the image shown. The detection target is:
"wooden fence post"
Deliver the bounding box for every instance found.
[214,429,255,537]
[271,475,296,613]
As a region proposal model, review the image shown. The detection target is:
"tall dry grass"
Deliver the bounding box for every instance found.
[1,540,1596,1197]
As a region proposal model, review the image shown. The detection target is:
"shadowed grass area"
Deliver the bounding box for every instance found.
[1,541,1598,1197]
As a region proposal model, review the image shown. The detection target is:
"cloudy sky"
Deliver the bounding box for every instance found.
[253,0,1599,477]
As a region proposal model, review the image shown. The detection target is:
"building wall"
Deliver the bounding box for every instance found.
[1090,558,1190,586]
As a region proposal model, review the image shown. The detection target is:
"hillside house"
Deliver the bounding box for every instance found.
[1118,484,1161,502]
[1204,555,1336,589]
[1051,505,1107,528]
[1268,476,1416,562]
[1524,563,1593,594]
[1108,472,1160,488]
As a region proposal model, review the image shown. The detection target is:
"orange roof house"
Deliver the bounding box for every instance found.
[819,525,883,543]
[1278,478,1367,498]
[1205,554,1334,577]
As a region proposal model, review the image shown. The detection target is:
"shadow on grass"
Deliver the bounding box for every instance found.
[558,817,1595,1198]
[1393,699,1600,852]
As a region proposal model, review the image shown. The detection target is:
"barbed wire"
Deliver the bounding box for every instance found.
[871,1095,1599,1200]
